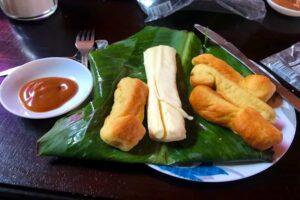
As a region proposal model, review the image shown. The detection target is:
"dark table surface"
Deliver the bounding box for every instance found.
[0,0,299,199]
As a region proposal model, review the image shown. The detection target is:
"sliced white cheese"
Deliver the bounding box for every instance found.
[144,45,192,142]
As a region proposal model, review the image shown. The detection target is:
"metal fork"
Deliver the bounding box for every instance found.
[75,30,95,67]
[0,39,108,77]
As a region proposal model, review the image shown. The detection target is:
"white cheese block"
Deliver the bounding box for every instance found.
[144,45,189,142]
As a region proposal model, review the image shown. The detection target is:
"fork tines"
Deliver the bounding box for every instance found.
[75,29,95,67]
[76,30,95,41]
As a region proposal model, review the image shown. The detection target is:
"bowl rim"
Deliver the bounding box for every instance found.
[267,0,300,16]
[0,57,93,119]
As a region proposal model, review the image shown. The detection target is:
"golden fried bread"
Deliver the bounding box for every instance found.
[230,108,282,151]
[191,54,275,102]
[190,63,215,88]
[190,64,276,123]
[192,54,243,84]
[189,85,239,126]
[239,75,276,102]
[105,77,148,121]
[100,116,146,151]
[100,77,148,151]
[190,54,281,150]
[189,85,282,150]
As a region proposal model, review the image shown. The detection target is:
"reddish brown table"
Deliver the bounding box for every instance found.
[0,0,299,199]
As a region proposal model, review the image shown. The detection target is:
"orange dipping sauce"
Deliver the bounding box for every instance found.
[19,77,78,112]
[272,0,300,11]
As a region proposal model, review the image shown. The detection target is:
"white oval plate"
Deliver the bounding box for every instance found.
[267,0,300,17]
[148,101,296,182]
[0,57,93,119]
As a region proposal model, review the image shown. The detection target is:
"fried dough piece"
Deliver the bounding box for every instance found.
[100,77,148,151]
[189,85,282,150]
[190,64,276,123]
[188,85,239,126]
[191,54,275,101]
[231,108,282,151]
[192,53,243,84]
[239,75,276,102]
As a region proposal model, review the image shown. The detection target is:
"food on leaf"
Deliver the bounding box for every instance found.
[239,74,276,102]
[144,45,192,142]
[38,26,274,165]
[192,53,243,85]
[190,63,276,123]
[100,77,148,151]
[189,53,282,151]
[189,85,282,150]
[192,54,276,102]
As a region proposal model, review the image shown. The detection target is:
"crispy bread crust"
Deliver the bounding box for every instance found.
[231,108,282,151]
[189,85,238,126]
[192,54,243,84]
[239,75,276,102]
[100,77,148,151]
[191,54,275,102]
[190,54,282,151]
[190,64,276,123]
[189,85,282,151]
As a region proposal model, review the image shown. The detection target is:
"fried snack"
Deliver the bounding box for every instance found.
[231,108,282,151]
[100,77,148,151]
[191,54,275,102]
[190,64,276,123]
[192,53,243,84]
[189,85,282,150]
[188,85,239,126]
[239,75,276,102]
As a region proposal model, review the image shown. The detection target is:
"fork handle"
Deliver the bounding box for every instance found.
[81,53,88,67]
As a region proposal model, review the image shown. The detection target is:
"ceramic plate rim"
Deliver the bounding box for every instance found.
[148,99,297,182]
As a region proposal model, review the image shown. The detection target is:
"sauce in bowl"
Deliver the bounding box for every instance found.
[19,77,78,112]
[272,0,300,11]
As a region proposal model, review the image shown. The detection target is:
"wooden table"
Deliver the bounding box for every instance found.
[0,0,299,199]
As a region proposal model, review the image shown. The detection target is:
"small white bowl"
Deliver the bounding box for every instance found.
[267,0,300,17]
[0,57,93,119]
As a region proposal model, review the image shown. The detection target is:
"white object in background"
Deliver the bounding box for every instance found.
[0,57,93,119]
[267,0,300,17]
[0,0,58,21]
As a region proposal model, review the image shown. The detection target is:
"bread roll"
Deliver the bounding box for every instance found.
[192,53,243,84]
[230,108,282,151]
[239,74,276,102]
[189,85,282,150]
[190,64,276,123]
[191,54,276,102]
[189,85,239,126]
[100,77,148,151]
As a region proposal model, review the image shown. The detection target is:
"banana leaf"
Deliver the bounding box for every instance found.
[37,26,273,165]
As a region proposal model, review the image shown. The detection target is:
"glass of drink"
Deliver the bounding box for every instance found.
[0,0,58,21]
